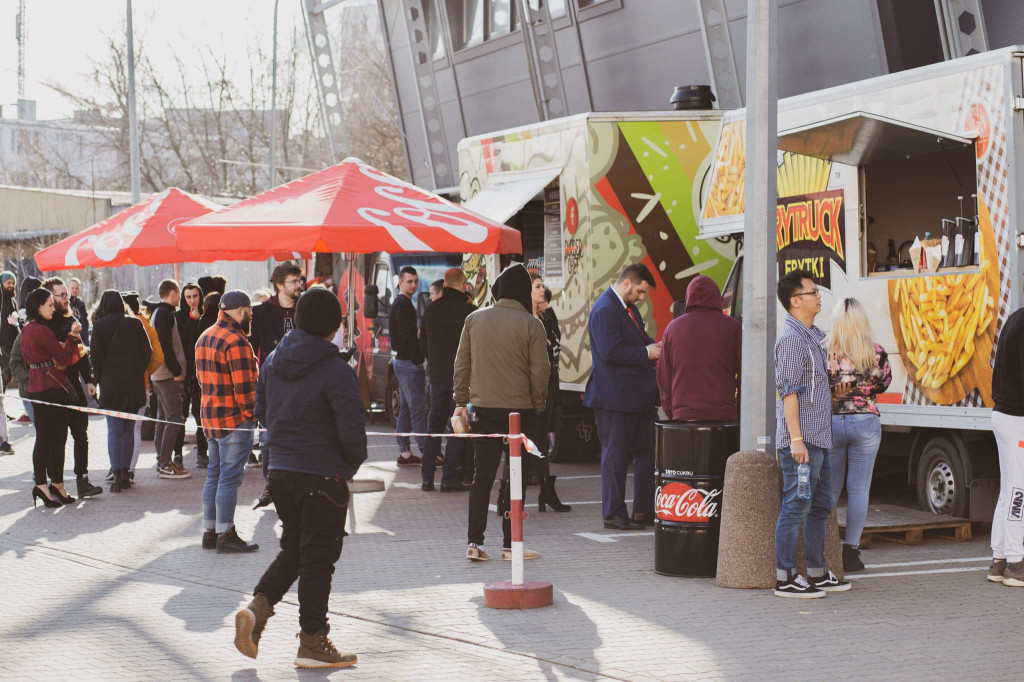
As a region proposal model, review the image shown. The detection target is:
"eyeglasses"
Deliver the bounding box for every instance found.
[283,279,303,286]
[792,289,821,298]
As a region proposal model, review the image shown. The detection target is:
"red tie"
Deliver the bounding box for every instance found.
[627,306,643,333]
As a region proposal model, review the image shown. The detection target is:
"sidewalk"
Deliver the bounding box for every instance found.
[0,410,1020,680]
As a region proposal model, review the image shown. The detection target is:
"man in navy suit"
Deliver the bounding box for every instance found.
[584,263,661,530]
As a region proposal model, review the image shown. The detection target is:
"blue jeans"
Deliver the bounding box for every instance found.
[828,413,881,548]
[106,416,135,470]
[393,359,427,453]
[422,383,464,485]
[775,445,833,581]
[203,422,253,533]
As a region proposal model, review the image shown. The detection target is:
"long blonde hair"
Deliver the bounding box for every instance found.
[828,298,877,374]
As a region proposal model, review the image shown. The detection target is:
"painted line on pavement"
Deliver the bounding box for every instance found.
[489,498,632,512]
[864,556,991,569]
[575,531,654,543]
[848,566,988,579]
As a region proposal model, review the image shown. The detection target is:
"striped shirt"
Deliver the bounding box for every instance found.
[195,313,258,438]
[775,313,832,451]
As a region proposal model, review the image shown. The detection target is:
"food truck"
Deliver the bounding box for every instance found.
[457,111,736,459]
[701,46,1024,518]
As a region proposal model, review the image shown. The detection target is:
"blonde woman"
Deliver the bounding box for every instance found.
[826,298,891,572]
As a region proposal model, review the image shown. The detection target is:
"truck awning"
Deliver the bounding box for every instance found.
[463,166,561,224]
[777,111,973,166]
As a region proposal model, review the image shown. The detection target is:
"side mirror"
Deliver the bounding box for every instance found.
[363,284,379,319]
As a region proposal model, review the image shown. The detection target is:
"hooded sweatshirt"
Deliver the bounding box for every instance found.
[255,328,367,479]
[656,275,742,421]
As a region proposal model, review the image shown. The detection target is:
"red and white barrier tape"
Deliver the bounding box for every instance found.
[3,394,541,455]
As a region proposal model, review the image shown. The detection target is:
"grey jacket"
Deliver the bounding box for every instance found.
[453,299,550,412]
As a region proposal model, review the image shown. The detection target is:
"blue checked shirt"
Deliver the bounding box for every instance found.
[775,313,833,451]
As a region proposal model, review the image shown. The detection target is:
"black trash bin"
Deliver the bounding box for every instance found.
[654,420,738,577]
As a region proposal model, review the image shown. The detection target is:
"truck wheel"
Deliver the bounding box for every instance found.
[915,434,971,517]
[385,374,400,427]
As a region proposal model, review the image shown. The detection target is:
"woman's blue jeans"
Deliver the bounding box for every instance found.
[106,416,135,470]
[828,413,882,548]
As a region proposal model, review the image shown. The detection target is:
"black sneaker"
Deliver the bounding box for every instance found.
[421,480,435,491]
[440,482,469,492]
[774,574,826,599]
[811,570,852,592]
[217,527,259,554]
[196,454,209,469]
[842,543,865,572]
[202,530,219,549]
[0,440,13,455]
[105,469,115,483]
[247,453,261,469]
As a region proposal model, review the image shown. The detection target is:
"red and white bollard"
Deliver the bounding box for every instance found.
[483,412,554,609]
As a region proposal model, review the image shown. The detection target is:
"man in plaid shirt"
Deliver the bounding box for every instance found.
[773,270,849,599]
[195,290,260,554]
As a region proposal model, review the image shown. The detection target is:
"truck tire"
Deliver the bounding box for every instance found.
[385,374,400,427]
[915,434,971,517]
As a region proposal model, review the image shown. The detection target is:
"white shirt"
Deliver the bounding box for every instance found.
[611,285,629,311]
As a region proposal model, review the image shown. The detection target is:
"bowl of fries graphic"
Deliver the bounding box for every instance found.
[887,201,999,406]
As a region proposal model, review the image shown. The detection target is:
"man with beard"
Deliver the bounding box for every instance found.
[1,271,18,390]
[195,290,259,553]
[174,282,208,468]
[150,279,190,479]
[40,277,103,497]
[68,277,90,344]
[249,263,303,468]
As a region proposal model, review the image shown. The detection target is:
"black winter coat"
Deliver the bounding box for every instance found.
[250,297,294,366]
[419,287,476,385]
[389,293,424,364]
[91,314,152,413]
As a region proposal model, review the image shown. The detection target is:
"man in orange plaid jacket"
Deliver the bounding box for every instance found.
[195,290,260,554]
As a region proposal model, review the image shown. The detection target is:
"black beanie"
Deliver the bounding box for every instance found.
[295,287,343,338]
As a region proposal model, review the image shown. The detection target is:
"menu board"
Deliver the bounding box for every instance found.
[543,183,563,283]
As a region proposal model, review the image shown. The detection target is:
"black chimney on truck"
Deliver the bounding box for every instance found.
[670,85,716,110]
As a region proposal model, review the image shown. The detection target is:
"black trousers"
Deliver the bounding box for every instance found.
[467,407,537,549]
[68,409,89,478]
[254,470,348,635]
[174,378,207,458]
[30,388,70,485]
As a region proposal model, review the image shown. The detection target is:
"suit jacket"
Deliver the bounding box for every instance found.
[583,286,657,413]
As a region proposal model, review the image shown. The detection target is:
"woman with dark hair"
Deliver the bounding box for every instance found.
[198,292,222,336]
[123,293,164,479]
[91,290,152,492]
[15,276,42,424]
[21,287,83,507]
[529,273,569,511]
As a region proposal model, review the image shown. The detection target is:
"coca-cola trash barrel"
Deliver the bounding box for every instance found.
[655,420,739,577]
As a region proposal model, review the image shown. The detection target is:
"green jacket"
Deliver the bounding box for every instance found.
[453,299,550,413]
[10,333,29,397]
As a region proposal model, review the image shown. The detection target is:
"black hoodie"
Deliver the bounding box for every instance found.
[254,328,367,479]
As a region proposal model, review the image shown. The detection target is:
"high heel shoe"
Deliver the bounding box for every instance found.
[538,476,571,512]
[48,484,76,505]
[32,486,62,509]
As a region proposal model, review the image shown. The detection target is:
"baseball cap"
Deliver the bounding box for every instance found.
[219,290,252,311]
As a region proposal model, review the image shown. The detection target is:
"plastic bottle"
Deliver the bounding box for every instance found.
[797,463,811,500]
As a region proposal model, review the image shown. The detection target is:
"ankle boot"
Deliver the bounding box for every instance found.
[538,476,571,512]
[76,476,103,498]
[120,469,132,489]
[110,470,122,493]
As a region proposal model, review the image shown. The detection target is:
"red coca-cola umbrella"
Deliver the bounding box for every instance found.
[35,187,305,271]
[174,157,522,254]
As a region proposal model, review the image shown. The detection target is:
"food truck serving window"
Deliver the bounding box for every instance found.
[778,112,978,278]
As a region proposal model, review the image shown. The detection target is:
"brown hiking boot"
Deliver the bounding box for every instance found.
[294,626,357,669]
[234,594,274,659]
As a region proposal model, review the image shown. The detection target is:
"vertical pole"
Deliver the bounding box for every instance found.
[346,252,356,349]
[508,411,524,586]
[738,0,778,453]
[126,0,142,292]
[270,0,280,189]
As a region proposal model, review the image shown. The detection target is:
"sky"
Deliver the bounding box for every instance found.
[0,0,370,121]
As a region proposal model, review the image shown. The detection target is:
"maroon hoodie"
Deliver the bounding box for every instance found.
[657,275,741,421]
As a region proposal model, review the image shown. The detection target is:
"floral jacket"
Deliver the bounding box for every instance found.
[827,343,892,416]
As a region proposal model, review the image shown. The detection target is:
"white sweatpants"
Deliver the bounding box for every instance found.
[990,410,1024,563]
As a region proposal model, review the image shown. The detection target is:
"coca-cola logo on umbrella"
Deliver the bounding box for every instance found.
[656,482,721,523]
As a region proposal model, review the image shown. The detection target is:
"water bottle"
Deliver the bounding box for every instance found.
[796,463,811,500]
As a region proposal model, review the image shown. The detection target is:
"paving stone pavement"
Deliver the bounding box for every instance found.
[1,404,1022,680]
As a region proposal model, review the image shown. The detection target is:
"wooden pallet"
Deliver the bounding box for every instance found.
[837,504,972,549]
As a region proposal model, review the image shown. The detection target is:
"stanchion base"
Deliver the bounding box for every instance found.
[483,580,553,609]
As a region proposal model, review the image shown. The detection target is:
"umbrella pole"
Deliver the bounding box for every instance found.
[346,252,356,349]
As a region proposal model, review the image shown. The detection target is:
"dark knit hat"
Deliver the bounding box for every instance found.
[0,271,15,285]
[295,287,342,338]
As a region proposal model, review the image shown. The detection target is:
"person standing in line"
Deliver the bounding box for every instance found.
[825,298,891,573]
[41,277,103,498]
[249,263,304,468]
[150,279,190,479]
[419,267,475,492]
[529,273,570,511]
[15,276,42,424]
[389,266,426,467]
[988,297,1024,587]
[174,282,208,468]
[428,279,444,302]
[195,290,260,553]
[123,293,163,482]
[20,287,83,508]
[1,271,18,390]
[773,270,849,598]
[67,277,90,344]
[584,263,660,531]
[91,291,152,493]
[234,288,366,669]
[454,264,549,562]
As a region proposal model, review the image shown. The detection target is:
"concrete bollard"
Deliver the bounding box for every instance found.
[716,450,843,588]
